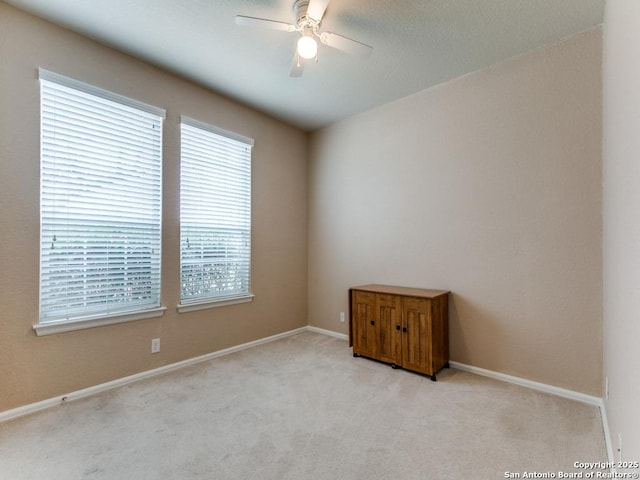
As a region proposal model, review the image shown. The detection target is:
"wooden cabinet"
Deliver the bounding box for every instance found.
[349,284,450,381]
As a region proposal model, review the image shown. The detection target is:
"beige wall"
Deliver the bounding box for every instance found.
[603,0,640,461]
[308,29,603,395]
[0,4,308,411]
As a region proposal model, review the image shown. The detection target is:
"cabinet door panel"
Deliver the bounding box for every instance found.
[376,294,402,365]
[402,297,432,374]
[352,291,376,358]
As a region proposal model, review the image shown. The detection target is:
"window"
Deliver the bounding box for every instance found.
[37,69,165,335]
[178,116,253,311]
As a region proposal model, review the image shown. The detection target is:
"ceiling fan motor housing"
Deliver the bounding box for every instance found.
[293,0,319,29]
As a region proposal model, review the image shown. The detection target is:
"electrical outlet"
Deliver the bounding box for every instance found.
[340,312,345,323]
[151,338,160,354]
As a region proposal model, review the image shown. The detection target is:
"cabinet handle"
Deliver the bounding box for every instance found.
[402,327,407,333]
[395,325,401,331]
[370,320,375,326]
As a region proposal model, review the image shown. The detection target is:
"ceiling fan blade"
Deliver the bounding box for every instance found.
[290,52,304,77]
[306,0,330,22]
[235,15,296,32]
[320,32,373,58]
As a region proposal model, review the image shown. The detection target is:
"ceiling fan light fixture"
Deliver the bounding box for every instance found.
[236,0,373,77]
[297,35,317,59]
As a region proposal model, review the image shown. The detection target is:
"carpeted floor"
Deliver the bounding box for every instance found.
[0,332,607,479]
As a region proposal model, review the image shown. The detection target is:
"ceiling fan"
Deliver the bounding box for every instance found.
[235,0,373,77]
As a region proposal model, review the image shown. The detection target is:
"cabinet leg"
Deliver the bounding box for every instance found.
[353,352,360,358]
[430,374,437,382]
[444,362,450,369]
[391,363,399,369]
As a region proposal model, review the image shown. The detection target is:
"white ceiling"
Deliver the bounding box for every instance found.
[4,0,604,131]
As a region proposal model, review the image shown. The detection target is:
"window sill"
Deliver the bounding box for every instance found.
[33,307,166,336]
[176,294,255,313]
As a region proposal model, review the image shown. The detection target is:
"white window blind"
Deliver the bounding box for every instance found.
[39,70,164,325]
[180,116,253,306]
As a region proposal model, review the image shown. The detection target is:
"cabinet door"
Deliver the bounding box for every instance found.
[351,290,376,358]
[401,297,432,375]
[375,293,402,365]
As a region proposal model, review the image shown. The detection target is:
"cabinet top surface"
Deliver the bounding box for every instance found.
[349,284,450,298]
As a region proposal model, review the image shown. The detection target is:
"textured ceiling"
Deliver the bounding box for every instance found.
[4,0,604,131]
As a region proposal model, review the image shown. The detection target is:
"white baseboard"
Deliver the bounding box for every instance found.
[598,400,615,464]
[307,325,348,341]
[449,361,601,405]
[0,326,308,424]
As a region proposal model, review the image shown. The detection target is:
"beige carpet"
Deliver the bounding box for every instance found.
[0,332,607,479]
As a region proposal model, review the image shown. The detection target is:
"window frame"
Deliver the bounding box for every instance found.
[34,69,166,336]
[177,116,254,313]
